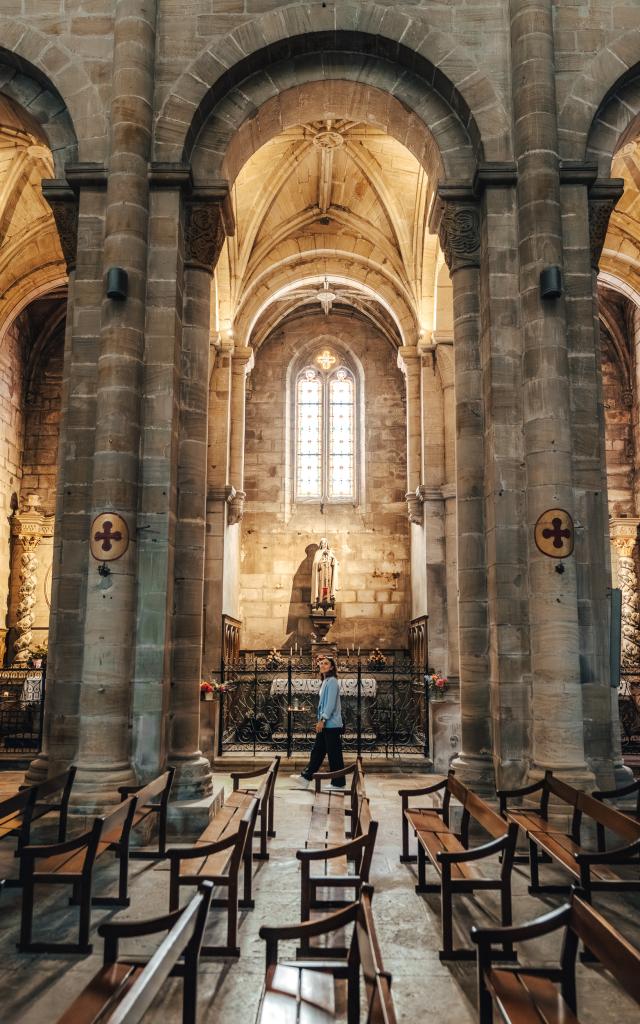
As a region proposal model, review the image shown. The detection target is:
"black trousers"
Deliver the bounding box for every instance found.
[302,727,345,786]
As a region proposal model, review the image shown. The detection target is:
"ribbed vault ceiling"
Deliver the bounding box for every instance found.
[213,120,445,350]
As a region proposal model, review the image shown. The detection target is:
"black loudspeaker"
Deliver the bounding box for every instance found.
[540,265,562,299]
[106,266,128,300]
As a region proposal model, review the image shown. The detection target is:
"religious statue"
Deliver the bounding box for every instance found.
[311,538,339,608]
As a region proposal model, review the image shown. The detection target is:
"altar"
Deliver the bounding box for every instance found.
[269,676,377,698]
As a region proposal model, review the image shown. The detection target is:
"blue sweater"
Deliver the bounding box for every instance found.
[317,675,343,728]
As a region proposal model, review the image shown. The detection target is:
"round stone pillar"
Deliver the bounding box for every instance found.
[228,346,254,525]
[437,200,493,793]
[510,0,591,785]
[73,0,157,807]
[398,345,424,524]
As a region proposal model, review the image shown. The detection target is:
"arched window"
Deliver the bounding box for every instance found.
[295,358,357,503]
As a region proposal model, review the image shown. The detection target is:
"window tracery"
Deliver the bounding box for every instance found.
[294,357,357,503]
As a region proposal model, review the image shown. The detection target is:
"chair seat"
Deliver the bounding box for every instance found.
[415,825,482,881]
[55,962,142,1024]
[486,968,579,1024]
[529,831,622,882]
[506,810,565,836]
[259,964,335,1023]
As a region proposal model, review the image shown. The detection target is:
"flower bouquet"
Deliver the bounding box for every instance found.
[200,681,214,701]
[367,648,386,670]
[427,672,448,699]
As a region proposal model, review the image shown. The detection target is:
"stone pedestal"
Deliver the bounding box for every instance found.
[167,785,225,841]
[429,696,461,774]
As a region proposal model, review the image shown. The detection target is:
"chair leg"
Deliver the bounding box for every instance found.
[440,880,453,959]
[528,839,540,894]
[227,876,238,954]
[241,842,254,909]
[501,881,515,960]
[78,879,93,953]
[119,843,130,904]
[169,860,180,912]
[182,962,198,1024]
[18,875,34,951]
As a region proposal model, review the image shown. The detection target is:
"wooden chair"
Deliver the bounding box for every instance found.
[257,885,397,1024]
[166,795,259,957]
[55,881,214,1024]
[593,776,640,821]
[500,771,640,898]
[403,771,518,960]
[471,892,640,1024]
[18,795,138,954]
[229,756,280,860]
[118,767,175,861]
[0,766,76,865]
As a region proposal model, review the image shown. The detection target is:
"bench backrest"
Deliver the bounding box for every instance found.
[135,769,173,809]
[34,766,77,803]
[543,771,580,813]
[105,882,214,1024]
[354,887,397,1024]
[445,773,507,841]
[570,896,640,1006]
[101,795,138,847]
[578,790,640,844]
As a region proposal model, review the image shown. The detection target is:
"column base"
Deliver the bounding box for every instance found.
[449,751,496,796]
[167,785,225,841]
[70,762,138,812]
[25,751,50,786]
[168,752,213,800]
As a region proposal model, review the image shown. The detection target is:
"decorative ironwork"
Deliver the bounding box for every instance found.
[619,672,640,754]
[217,654,429,759]
[0,668,45,754]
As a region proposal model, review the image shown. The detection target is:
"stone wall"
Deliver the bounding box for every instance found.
[22,340,63,516]
[602,332,634,517]
[0,316,24,653]
[240,311,411,651]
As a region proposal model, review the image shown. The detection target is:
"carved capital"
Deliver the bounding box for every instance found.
[184,195,227,272]
[10,495,53,549]
[227,491,246,525]
[611,518,640,559]
[588,178,624,271]
[435,341,454,389]
[438,202,481,273]
[406,488,425,525]
[42,182,78,273]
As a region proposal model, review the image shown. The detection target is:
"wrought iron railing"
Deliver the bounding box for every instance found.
[0,667,45,754]
[619,672,640,753]
[216,654,429,759]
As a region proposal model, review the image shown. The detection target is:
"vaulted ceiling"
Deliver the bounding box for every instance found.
[601,139,640,298]
[213,120,450,350]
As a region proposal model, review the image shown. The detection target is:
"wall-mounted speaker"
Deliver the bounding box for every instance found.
[106,267,128,300]
[540,265,562,299]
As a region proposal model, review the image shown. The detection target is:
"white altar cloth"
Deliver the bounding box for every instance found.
[270,676,376,698]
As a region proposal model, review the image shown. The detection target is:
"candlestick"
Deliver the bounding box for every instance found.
[290,646,292,657]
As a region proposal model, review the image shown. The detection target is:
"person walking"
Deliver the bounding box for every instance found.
[291,655,345,790]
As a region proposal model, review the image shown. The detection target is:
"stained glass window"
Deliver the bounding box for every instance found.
[295,362,356,503]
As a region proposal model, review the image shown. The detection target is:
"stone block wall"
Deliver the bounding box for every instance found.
[0,316,24,646]
[240,311,411,651]
[22,342,63,516]
[602,332,634,517]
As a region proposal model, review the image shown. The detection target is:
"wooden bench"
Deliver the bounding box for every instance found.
[55,881,214,1024]
[257,884,397,1024]
[166,794,259,958]
[229,755,280,861]
[402,771,518,960]
[309,758,364,852]
[594,775,640,821]
[118,767,174,861]
[18,794,138,954]
[0,766,76,863]
[471,892,640,1024]
[499,770,640,899]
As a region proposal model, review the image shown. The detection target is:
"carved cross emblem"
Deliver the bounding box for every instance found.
[534,508,574,559]
[90,512,129,562]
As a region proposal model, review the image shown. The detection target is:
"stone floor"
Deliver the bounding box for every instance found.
[0,769,639,1022]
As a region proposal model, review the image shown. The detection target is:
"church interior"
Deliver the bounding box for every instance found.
[0,2,640,1021]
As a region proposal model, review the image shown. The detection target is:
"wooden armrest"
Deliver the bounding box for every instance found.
[259,901,359,943]
[231,764,270,790]
[167,831,238,860]
[297,832,370,862]
[118,785,143,798]
[471,903,571,947]
[593,780,640,801]
[437,833,509,864]
[576,838,640,864]
[23,829,95,860]
[399,778,447,798]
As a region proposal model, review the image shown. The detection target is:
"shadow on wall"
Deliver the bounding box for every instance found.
[286,543,318,647]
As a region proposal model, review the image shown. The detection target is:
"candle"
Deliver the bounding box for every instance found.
[358,646,361,657]
[290,646,292,657]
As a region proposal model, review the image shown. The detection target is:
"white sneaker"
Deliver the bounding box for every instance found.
[290,772,305,779]
[294,778,311,790]
[330,782,346,791]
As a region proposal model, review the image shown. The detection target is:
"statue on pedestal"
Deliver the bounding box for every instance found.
[311,538,339,609]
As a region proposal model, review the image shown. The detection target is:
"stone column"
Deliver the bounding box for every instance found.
[204,342,234,678]
[398,345,424,524]
[420,342,447,676]
[27,171,106,784]
[510,0,591,785]
[228,346,254,524]
[436,339,460,681]
[436,199,493,792]
[611,519,640,674]
[74,0,157,807]
[167,192,227,801]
